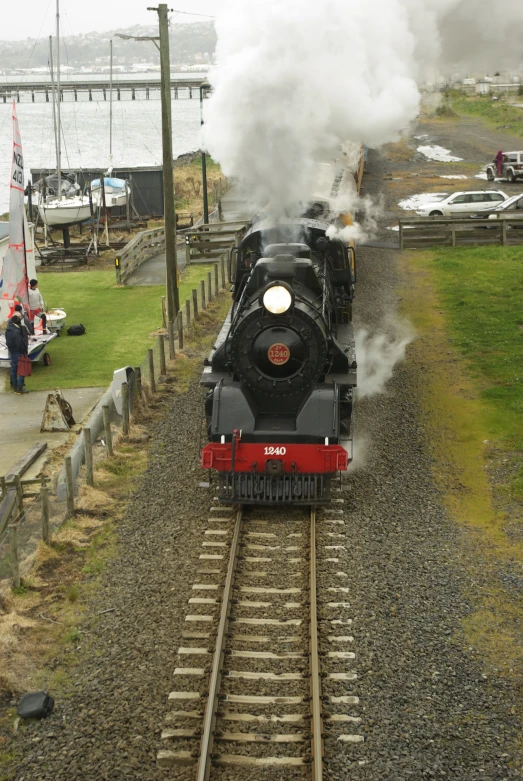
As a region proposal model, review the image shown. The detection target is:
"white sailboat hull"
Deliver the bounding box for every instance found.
[38,198,91,227]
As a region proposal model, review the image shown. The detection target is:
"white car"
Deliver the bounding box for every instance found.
[415,190,508,217]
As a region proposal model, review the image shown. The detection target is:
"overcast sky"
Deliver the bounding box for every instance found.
[1,0,220,40]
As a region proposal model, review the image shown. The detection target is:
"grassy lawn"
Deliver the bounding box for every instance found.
[17,264,218,391]
[422,245,523,496]
[448,92,523,139]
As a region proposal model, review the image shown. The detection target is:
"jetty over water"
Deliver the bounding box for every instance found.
[0,76,206,103]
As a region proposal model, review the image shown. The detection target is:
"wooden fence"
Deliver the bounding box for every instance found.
[399,217,523,250]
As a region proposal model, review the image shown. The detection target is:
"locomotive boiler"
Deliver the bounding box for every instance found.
[201,208,357,504]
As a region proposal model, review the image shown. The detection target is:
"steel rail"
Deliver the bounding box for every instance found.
[310,506,324,780]
[196,506,243,781]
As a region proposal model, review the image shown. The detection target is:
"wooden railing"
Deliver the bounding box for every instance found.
[184,221,249,265]
[115,226,165,284]
[398,216,523,249]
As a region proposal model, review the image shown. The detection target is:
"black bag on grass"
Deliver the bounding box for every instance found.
[17,691,55,720]
[67,324,86,336]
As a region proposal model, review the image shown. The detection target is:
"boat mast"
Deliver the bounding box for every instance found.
[56,0,61,198]
[49,36,60,189]
[109,39,113,168]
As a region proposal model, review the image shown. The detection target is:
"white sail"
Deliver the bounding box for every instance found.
[0,101,29,312]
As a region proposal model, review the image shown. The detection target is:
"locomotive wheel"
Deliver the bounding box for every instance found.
[43,353,51,366]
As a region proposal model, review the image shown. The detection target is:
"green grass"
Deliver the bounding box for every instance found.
[19,264,217,391]
[448,91,523,139]
[425,245,523,495]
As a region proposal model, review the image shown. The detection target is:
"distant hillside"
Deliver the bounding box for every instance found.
[0,22,216,72]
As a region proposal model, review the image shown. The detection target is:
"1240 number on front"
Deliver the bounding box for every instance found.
[264,446,287,456]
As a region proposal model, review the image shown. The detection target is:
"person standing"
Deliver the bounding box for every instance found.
[28,279,47,333]
[5,312,29,394]
[495,150,504,178]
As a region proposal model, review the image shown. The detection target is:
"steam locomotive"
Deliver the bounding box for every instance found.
[201,200,357,504]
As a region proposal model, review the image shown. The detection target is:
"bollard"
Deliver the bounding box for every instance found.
[214,264,219,297]
[192,289,199,320]
[41,486,50,545]
[158,334,166,376]
[178,311,184,350]
[9,523,20,589]
[102,405,113,456]
[221,254,226,289]
[148,348,156,394]
[185,299,191,329]
[168,320,176,361]
[83,427,94,487]
[201,279,206,310]
[65,455,75,518]
[122,382,130,435]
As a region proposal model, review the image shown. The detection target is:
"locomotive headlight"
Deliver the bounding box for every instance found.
[262,285,293,315]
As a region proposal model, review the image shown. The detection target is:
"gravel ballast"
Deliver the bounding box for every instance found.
[6,121,523,780]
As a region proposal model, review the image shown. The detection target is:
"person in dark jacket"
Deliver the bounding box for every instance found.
[5,313,29,394]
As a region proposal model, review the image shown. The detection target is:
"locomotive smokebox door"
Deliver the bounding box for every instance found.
[266,460,284,476]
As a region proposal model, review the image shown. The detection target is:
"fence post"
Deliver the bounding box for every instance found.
[399,221,403,251]
[9,523,20,589]
[178,311,184,350]
[122,382,130,435]
[167,320,176,360]
[185,299,191,329]
[207,271,212,302]
[102,405,113,456]
[134,367,142,407]
[83,427,94,487]
[148,348,156,394]
[13,475,24,523]
[65,455,75,518]
[451,223,456,248]
[158,334,167,376]
[161,296,167,328]
[221,254,226,289]
[501,221,507,246]
[186,241,191,267]
[0,476,5,499]
[41,486,50,545]
[192,288,199,320]
[214,264,219,297]
[201,279,206,310]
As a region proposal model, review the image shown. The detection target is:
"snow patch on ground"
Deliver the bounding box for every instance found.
[417,145,463,162]
[386,226,400,231]
[440,175,468,179]
[475,171,503,181]
[398,192,447,210]
[414,134,430,140]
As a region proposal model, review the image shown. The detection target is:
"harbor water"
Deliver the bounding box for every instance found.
[0,77,207,214]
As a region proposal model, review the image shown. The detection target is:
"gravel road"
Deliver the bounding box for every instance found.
[8,113,523,780]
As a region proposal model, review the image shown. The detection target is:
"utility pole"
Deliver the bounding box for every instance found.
[148,4,179,319]
[199,83,210,224]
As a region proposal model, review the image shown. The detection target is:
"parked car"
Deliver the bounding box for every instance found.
[471,193,523,222]
[486,152,523,183]
[415,190,508,217]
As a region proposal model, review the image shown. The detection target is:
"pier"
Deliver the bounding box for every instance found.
[0,76,205,103]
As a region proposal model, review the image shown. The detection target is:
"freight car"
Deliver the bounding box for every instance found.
[200,193,358,504]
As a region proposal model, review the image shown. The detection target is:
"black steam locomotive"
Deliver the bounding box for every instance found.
[201,207,357,504]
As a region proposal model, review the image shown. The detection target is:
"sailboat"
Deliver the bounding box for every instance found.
[1,102,58,367]
[91,39,131,210]
[38,0,91,229]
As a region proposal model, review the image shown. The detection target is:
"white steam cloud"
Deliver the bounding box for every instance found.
[355,321,415,399]
[202,0,523,213]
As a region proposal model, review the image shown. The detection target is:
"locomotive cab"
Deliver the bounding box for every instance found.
[201,218,357,504]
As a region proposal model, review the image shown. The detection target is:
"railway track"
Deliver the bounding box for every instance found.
[157,496,363,778]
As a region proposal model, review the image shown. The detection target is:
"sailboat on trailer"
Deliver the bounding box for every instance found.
[38,0,91,229]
